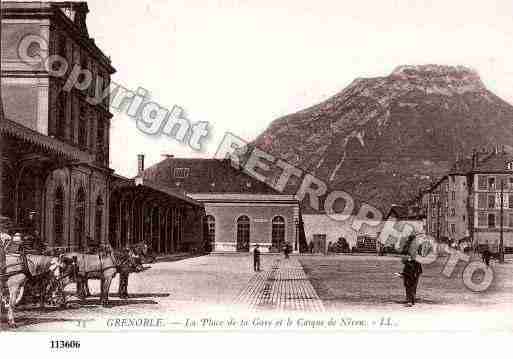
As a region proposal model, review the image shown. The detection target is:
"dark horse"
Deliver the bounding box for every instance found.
[131,242,156,264]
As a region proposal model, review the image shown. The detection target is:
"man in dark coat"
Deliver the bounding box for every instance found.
[253,244,261,272]
[284,243,291,259]
[401,255,423,306]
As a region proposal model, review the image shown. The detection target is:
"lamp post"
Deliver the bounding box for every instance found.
[436,194,441,243]
[499,179,505,263]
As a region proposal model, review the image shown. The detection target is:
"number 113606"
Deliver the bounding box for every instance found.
[50,340,80,350]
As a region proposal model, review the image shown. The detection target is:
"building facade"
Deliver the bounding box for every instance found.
[142,158,302,253]
[423,148,513,252]
[1,1,115,250]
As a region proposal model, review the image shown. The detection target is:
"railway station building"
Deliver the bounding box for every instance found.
[141,157,302,253]
[1,1,204,254]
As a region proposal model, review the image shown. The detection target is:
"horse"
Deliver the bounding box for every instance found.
[63,250,117,306]
[67,248,142,303]
[0,253,75,327]
[131,242,155,264]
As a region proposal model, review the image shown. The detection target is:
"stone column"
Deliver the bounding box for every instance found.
[37,78,49,135]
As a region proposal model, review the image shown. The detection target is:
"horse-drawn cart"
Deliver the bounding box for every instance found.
[0,227,76,327]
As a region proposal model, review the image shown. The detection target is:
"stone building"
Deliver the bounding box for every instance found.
[1,1,205,255]
[141,157,302,253]
[1,1,115,250]
[423,147,513,252]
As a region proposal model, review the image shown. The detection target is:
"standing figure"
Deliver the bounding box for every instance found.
[401,255,423,306]
[253,244,261,272]
[118,247,131,299]
[284,243,291,259]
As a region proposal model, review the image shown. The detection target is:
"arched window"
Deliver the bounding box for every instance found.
[75,188,86,250]
[236,216,250,252]
[54,186,65,247]
[272,216,286,250]
[204,215,215,251]
[95,196,104,246]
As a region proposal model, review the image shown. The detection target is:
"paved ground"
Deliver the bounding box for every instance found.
[5,254,279,331]
[3,253,513,331]
[299,254,513,331]
[300,254,513,310]
[234,257,324,312]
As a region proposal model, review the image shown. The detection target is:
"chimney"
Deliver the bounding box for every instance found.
[137,154,145,176]
[472,149,477,168]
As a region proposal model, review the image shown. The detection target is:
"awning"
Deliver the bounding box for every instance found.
[0,118,94,163]
[112,175,203,208]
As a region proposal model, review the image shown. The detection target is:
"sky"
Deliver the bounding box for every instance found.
[78,0,513,177]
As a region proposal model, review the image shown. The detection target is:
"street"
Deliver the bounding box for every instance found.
[6,253,513,332]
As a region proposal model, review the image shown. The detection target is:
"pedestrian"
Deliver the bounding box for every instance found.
[118,246,133,299]
[401,255,423,306]
[284,243,290,259]
[253,244,261,272]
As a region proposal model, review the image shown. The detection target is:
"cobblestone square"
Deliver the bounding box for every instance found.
[6,254,513,331]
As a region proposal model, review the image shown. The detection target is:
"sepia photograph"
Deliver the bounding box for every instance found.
[1,0,513,355]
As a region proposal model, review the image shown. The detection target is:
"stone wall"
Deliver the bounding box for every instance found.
[205,203,298,253]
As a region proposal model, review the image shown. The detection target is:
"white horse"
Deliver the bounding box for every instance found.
[1,232,73,327]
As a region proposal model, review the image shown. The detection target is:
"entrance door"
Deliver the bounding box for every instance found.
[236,216,250,252]
[271,216,285,252]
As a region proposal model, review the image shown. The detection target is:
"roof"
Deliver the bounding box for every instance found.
[449,158,473,174]
[386,205,425,220]
[134,177,202,207]
[0,117,94,162]
[142,158,283,195]
[472,152,513,173]
[111,175,203,208]
[424,150,513,195]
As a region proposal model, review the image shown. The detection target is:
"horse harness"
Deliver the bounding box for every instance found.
[0,253,40,280]
[78,250,118,277]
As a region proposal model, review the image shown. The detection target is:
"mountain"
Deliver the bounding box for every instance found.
[252,65,513,214]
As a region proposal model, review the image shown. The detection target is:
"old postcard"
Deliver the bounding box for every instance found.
[1,0,513,355]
